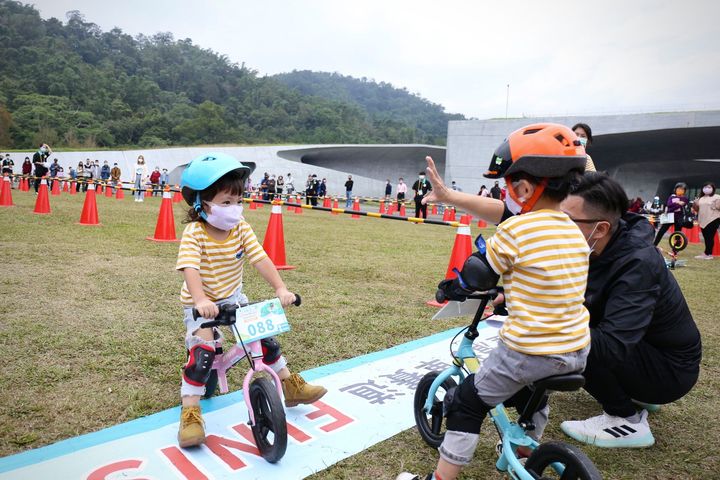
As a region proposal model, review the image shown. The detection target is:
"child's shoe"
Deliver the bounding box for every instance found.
[178,406,206,447]
[281,373,327,407]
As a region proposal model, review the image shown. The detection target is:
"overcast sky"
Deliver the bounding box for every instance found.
[33,0,720,119]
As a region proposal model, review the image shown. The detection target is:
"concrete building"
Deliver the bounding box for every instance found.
[14,144,445,199]
[445,111,720,200]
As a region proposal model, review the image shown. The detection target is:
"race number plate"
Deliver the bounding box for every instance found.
[234,298,290,343]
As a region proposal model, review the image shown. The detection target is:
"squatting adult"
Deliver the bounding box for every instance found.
[421,157,701,449]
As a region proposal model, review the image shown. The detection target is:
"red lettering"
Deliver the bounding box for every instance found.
[160,446,208,480]
[204,433,260,470]
[304,401,354,432]
[87,459,149,480]
[286,421,312,443]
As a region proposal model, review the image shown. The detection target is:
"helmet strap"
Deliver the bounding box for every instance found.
[194,191,208,221]
[507,177,547,214]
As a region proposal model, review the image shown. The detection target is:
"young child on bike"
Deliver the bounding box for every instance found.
[176,153,327,448]
[399,124,591,480]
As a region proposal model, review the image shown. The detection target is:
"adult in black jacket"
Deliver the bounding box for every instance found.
[32,144,51,193]
[559,173,701,448]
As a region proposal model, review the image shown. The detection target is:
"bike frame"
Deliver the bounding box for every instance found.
[422,312,564,480]
[211,322,283,427]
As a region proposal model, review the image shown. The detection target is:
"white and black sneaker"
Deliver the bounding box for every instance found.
[560,410,655,448]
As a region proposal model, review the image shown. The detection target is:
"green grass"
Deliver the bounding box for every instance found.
[0,190,718,479]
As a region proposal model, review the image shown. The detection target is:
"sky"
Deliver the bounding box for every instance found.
[33,0,720,119]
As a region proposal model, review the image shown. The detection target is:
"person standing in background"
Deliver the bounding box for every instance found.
[397,177,407,210]
[285,173,294,195]
[654,182,689,246]
[276,175,284,198]
[490,180,501,199]
[572,123,597,172]
[101,161,111,186]
[110,163,122,191]
[412,171,432,219]
[692,182,720,259]
[32,144,51,193]
[133,155,148,202]
[384,179,392,200]
[161,168,170,192]
[478,185,490,197]
[345,175,354,208]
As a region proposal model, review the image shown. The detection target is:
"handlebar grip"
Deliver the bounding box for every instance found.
[192,308,201,320]
[293,294,302,307]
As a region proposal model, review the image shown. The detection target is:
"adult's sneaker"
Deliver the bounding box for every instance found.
[560,410,655,448]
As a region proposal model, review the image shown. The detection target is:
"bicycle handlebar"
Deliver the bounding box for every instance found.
[194,294,302,329]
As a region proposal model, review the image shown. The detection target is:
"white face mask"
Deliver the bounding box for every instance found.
[585,222,601,255]
[703,187,713,195]
[505,181,526,215]
[578,137,588,147]
[205,203,244,231]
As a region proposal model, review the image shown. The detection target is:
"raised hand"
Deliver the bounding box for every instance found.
[421,156,451,205]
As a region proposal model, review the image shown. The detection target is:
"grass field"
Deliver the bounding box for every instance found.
[0,189,718,479]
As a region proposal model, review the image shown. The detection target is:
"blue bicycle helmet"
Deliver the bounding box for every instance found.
[180,152,253,216]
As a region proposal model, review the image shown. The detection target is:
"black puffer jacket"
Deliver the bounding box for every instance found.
[585,213,701,370]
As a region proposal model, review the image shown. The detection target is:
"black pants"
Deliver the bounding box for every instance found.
[654,217,683,246]
[701,218,720,255]
[415,197,427,218]
[583,339,699,417]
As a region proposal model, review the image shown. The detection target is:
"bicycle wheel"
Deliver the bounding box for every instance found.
[203,370,218,399]
[414,371,457,449]
[249,377,287,463]
[524,441,601,480]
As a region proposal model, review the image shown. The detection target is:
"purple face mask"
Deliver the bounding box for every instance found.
[205,202,244,231]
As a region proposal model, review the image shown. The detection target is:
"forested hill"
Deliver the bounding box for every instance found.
[0,1,464,149]
[274,71,465,145]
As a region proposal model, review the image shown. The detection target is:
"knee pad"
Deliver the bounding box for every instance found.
[261,336,282,365]
[443,374,491,434]
[183,344,215,386]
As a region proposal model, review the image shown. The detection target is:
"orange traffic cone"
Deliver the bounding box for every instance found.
[399,204,406,217]
[477,218,488,228]
[379,200,386,214]
[173,185,182,203]
[116,183,125,199]
[263,202,295,270]
[0,174,13,207]
[688,223,701,244]
[62,180,69,192]
[442,207,451,222]
[713,232,720,256]
[449,208,457,222]
[249,193,257,210]
[431,204,438,216]
[51,177,61,196]
[352,197,361,219]
[285,194,294,211]
[332,197,339,215]
[323,197,331,208]
[105,183,113,198]
[427,224,473,307]
[388,201,396,215]
[147,187,178,242]
[460,214,472,225]
[145,187,152,198]
[33,178,51,214]
[70,180,77,195]
[78,182,101,226]
[97,183,104,195]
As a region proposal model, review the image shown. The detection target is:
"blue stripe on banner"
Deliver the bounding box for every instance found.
[0,324,483,473]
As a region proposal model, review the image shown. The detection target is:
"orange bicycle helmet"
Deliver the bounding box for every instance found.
[484,123,587,179]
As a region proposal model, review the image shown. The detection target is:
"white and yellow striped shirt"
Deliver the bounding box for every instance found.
[485,210,590,355]
[176,221,267,306]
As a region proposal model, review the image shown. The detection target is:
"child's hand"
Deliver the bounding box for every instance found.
[276,287,296,308]
[195,298,219,319]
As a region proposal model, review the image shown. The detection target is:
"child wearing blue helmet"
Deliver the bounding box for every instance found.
[176,153,326,448]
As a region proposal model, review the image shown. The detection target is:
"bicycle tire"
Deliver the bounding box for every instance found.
[524,441,601,480]
[249,377,287,463]
[414,371,457,449]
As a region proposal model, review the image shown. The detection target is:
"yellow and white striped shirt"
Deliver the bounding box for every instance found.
[485,210,591,355]
[176,221,267,306]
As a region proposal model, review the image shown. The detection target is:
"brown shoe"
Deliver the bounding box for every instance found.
[281,373,328,407]
[178,406,206,447]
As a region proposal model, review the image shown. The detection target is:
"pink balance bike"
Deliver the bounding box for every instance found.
[191,295,301,463]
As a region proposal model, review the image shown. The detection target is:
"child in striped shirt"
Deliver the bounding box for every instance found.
[176,153,326,448]
[399,124,591,480]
